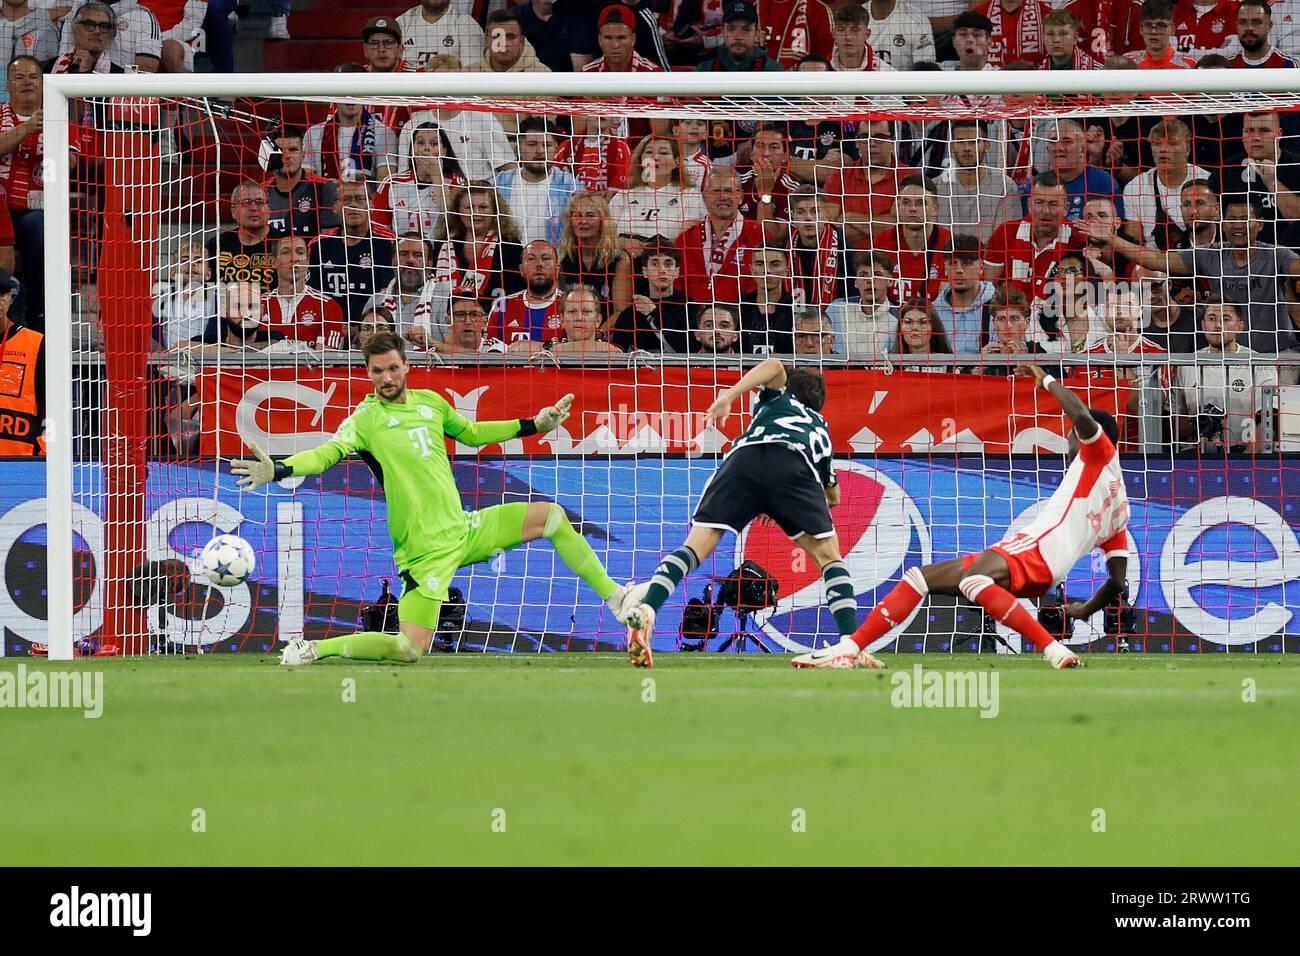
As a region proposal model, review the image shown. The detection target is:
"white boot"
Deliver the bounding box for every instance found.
[266,14,290,40]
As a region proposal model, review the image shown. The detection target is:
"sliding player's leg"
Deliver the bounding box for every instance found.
[465,501,628,617]
[956,549,1079,669]
[622,524,725,668]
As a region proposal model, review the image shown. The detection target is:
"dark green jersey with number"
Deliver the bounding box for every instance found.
[727,386,835,486]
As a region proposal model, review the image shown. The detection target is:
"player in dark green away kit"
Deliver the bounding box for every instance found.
[231,331,631,665]
[619,358,883,670]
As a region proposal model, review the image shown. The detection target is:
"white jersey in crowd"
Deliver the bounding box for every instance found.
[1174,347,1277,445]
[397,5,486,69]
[606,185,707,241]
[152,281,216,348]
[59,0,162,67]
[996,427,1130,585]
[866,0,936,71]
[682,149,712,188]
[367,275,453,342]
[375,172,457,242]
[396,109,513,181]
[1122,165,1211,249]
[0,6,58,69]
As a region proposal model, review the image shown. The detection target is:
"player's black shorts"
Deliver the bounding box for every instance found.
[693,444,834,540]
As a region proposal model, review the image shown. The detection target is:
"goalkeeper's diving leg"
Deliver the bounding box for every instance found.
[280,501,629,665]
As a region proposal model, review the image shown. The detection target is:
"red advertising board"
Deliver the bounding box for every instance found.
[198,366,1128,458]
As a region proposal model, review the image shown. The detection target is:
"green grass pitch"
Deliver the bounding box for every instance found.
[2,653,1296,866]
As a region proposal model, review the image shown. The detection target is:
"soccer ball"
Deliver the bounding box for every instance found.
[200,534,257,587]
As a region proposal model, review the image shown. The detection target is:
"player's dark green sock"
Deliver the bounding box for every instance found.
[315,632,420,663]
[644,546,700,611]
[542,504,618,601]
[822,560,858,636]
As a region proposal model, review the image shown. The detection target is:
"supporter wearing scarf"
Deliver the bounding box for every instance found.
[319,107,379,181]
[984,0,1044,67]
[790,224,842,308]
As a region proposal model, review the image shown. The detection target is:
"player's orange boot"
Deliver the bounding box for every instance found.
[625,604,655,669]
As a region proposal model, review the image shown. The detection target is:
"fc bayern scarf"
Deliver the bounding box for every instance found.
[987,0,1043,68]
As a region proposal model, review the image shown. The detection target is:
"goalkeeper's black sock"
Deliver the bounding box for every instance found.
[822,560,858,636]
[644,546,700,612]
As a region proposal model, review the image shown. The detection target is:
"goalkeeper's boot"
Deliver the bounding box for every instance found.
[280,638,320,666]
[1043,640,1082,669]
[791,637,861,669]
[624,603,655,669]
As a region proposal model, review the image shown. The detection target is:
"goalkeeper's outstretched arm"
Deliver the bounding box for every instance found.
[444,393,575,447]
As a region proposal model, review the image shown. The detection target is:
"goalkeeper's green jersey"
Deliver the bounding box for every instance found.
[281,389,522,570]
[727,386,836,487]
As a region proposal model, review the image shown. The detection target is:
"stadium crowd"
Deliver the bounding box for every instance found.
[0,0,1297,455]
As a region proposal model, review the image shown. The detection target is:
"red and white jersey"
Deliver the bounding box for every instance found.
[759,0,835,68]
[1065,0,1143,58]
[983,217,1086,303]
[683,148,712,189]
[555,136,632,193]
[262,287,347,350]
[1083,334,1171,384]
[996,428,1129,586]
[1228,47,1300,68]
[874,224,951,304]
[489,288,563,345]
[580,52,663,73]
[0,104,42,210]
[1170,0,1238,57]
[372,172,464,241]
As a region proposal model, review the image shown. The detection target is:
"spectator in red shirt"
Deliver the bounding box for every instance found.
[1064,0,1143,59]
[821,119,918,248]
[759,0,835,67]
[874,174,951,304]
[491,238,565,348]
[973,0,1052,67]
[1228,0,1300,67]
[983,171,1085,303]
[263,236,348,351]
[675,167,765,308]
[583,4,663,71]
[1169,0,1236,58]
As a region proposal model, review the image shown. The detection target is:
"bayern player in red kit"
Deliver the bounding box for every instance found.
[793,364,1129,670]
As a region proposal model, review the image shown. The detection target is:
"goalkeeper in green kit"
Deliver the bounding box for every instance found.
[231,331,632,665]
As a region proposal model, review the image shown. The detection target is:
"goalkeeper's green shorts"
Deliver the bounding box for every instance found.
[397,504,526,629]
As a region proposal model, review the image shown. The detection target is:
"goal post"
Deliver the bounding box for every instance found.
[38,68,1300,661]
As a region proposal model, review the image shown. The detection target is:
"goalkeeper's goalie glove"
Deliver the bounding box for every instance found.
[231,443,291,489]
[531,393,574,434]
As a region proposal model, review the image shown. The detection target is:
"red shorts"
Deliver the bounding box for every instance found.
[963,544,1056,599]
